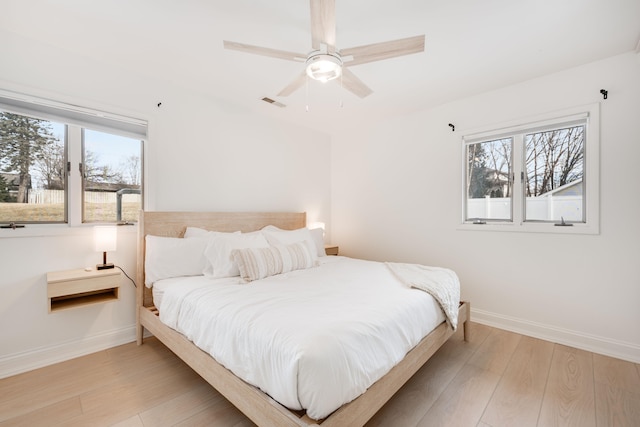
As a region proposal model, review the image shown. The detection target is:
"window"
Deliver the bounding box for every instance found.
[0,91,146,226]
[524,125,584,222]
[0,114,66,223]
[82,130,142,223]
[461,104,599,234]
[466,137,513,221]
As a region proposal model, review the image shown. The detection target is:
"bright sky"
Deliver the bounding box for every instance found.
[31,122,141,188]
[49,123,140,166]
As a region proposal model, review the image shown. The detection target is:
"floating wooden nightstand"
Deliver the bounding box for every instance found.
[324,245,339,256]
[47,268,121,312]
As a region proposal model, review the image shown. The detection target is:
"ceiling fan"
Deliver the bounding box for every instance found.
[223,0,425,99]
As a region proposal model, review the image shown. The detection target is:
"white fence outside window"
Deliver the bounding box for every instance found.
[467,195,583,221]
[28,189,141,205]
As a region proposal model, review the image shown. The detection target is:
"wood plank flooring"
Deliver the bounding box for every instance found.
[1,322,639,427]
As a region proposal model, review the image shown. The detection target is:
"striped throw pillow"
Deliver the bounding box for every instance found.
[231,241,316,282]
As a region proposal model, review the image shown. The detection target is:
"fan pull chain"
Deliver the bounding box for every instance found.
[305,76,310,112]
[339,74,344,108]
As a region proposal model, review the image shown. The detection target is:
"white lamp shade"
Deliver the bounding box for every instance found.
[308,221,325,231]
[94,226,117,252]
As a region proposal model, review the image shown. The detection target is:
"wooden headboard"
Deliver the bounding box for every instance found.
[136,211,307,309]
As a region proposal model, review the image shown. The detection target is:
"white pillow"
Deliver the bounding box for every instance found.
[204,231,269,278]
[144,235,207,287]
[308,227,326,257]
[231,241,316,282]
[184,227,241,242]
[262,227,322,258]
[183,226,210,238]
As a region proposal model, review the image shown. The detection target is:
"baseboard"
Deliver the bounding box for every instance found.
[0,325,137,379]
[3,311,638,379]
[471,308,640,364]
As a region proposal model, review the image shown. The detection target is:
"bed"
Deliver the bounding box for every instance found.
[136,211,470,427]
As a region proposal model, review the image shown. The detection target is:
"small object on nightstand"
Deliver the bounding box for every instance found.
[324,245,339,256]
[46,267,121,312]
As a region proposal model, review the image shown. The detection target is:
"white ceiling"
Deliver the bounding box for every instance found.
[3,0,640,135]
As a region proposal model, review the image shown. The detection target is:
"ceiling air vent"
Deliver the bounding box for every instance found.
[261,97,286,108]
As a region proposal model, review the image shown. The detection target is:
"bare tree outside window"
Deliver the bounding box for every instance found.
[524,125,584,221]
[121,155,141,186]
[466,138,512,221]
[83,129,142,223]
[525,126,584,196]
[34,139,65,191]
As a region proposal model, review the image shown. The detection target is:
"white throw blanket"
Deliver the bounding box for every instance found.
[386,262,460,330]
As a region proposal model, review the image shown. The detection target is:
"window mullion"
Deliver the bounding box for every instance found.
[512,134,524,225]
[67,125,83,226]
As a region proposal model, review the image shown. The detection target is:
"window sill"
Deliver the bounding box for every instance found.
[457,221,599,235]
[0,223,137,239]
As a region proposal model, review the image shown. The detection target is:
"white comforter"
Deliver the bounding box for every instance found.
[158,256,450,420]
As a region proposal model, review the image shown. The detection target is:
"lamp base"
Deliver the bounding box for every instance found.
[96,263,114,270]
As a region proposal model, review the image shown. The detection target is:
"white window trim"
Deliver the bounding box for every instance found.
[458,103,600,235]
[0,89,146,139]
[0,90,148,238]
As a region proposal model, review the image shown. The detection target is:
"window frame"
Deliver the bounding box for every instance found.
[459,103,600,235]
[0,89,147,235]
[80,128,144,224]
[464,136,515,223]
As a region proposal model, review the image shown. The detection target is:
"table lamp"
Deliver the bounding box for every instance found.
[94,225,117,270]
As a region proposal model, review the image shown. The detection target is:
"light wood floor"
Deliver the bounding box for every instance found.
[1,323,639,427]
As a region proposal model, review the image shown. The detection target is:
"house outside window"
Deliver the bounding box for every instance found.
[466,137,513,222]
[460,104,599,234]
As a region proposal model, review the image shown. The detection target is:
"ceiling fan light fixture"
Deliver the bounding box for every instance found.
[305,53,342,82]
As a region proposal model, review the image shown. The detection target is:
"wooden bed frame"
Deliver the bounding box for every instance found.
[136,211,470,427]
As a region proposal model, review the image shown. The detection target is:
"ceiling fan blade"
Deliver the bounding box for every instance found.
[310,0,336,51]
[341,35,425,67]
[340,68,373,98]
[223,40,306,62]
[277,71,308,97]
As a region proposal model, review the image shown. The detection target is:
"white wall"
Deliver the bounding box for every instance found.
[0,31,331,377]
[331,52,640,363]
[1,26,637,379]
